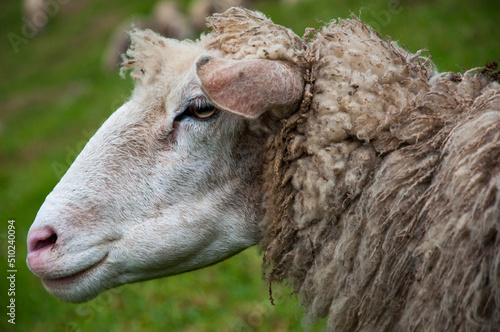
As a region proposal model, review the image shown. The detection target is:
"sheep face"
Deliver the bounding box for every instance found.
[27,30,303,303]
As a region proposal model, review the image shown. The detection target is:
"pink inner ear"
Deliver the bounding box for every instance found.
[195,55,304,120]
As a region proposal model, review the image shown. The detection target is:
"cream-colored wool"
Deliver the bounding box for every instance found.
[259,16,499,332]
[123,8,500,331]
[205,8,305,64]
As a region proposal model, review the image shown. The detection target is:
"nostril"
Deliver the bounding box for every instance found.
[28,228,58,254]
[34,234,57,251]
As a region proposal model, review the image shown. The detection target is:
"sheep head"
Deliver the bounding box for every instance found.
[26,9,305,303]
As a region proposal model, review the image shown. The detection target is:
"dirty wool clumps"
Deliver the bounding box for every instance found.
[248,13,499,332]
[204,7,305,65]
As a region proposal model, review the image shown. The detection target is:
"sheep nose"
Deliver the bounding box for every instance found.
[27,228,58,255]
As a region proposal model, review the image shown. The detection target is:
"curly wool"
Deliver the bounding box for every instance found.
[255,15,499,332]
[204,7,305,65]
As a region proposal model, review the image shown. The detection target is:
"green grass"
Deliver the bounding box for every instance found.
[0,0,498,331]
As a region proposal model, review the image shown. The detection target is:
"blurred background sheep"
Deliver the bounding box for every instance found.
[102,1,194,70]
[23,0,52,35]
[102,0,253,70]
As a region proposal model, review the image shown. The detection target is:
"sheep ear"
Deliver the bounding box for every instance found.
[194,55,304,120]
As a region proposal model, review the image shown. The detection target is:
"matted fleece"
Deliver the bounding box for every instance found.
[206,8,500,331]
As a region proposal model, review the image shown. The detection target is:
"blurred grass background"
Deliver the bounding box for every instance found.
[0,0,498,331]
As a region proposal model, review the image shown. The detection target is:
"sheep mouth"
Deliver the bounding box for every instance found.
[42,253,108,289]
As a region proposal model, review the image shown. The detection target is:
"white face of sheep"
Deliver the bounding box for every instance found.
[26,35,304,302]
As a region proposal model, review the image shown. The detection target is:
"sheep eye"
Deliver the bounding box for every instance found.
[175,99,219,122]
[190,103,218,119]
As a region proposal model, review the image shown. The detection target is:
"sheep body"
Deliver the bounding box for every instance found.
[250,15,500,331]
[200,7,500,330]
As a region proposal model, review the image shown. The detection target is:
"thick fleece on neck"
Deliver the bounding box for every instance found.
[260,16,500,331]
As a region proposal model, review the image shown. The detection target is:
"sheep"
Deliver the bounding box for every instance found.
[23,0,55,35]
[27,7,499,331]
[189,0,254,32]
[102,1,194,70]
[103,0,255,70]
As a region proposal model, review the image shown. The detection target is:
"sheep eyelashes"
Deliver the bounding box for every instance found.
[195,55,304,119]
